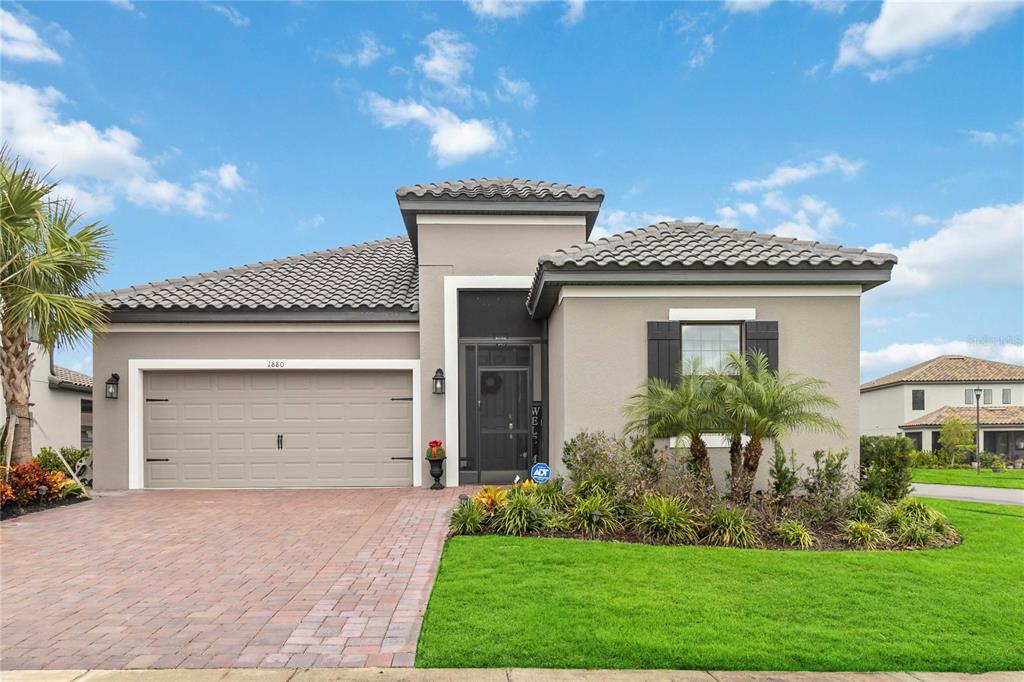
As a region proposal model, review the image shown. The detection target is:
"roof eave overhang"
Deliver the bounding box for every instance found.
[527,264,894,319]
[901,421,1024,430]
[106,308,419,323]
[397,198,603,254]
[48,376,92,394]
[862,378,1022,393]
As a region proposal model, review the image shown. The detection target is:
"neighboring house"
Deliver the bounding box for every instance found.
[91,178,896,491]
[0,340,93,453]
[860,355,1024,457]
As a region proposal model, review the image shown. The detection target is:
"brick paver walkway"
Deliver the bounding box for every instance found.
[1,488,463,670]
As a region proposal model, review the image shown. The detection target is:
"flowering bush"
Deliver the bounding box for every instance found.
[1,461,81,508]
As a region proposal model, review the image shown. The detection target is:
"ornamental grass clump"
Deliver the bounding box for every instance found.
[843,520,889,549]
[850,491,887,524]
[532,478,571,511]
[570,493,623,536]
[634,493,701,544]
[775,519,815,550]
[704,503,760,548]
[449,498,488,535]
[493,492,545,536]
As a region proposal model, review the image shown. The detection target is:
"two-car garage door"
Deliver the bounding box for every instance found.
[143,370,413,488]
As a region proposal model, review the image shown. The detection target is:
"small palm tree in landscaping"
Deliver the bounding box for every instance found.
[713,350,843,500]
[623,359,718,481]
[1,150,111,464]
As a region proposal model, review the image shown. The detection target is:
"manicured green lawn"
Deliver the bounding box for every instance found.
[913,467,1024,489]
[417,499,1023,671]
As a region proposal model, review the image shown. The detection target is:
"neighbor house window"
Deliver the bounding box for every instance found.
[965,389,973,405]
[931,431,942,452]
[983,389,993,405]
[1003,388,1012,404]
[911,389,925,411]
[906,432,922,450]
[681,324,741,373]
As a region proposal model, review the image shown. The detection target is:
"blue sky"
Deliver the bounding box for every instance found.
[2,0,1022,381]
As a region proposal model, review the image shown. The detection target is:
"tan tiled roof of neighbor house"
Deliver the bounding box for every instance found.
[95,236,418,316]
[52,365,92,389]
[901,405,1024,429]
[527,221,897,315]
[861,355,1024,391]
[395,178,605,202]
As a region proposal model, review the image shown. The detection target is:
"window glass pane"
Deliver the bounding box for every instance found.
[1003,388,1011,404]
[680,324,741,372]
[912,390,924,411]
[983,389,993,405]
[965,389,973,405]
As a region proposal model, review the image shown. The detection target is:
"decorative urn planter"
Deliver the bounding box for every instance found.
[426,439,446,490]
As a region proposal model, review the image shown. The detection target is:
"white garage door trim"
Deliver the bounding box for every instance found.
[127,358,421,489]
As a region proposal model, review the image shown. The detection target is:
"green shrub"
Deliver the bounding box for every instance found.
[493,492,545,536]
[860,438,913,502]
[910,449,940,468]
[704,504,759,548]
[980,452,1006,469]
[533,478,570,511]
[802,449,852,498]
[449,499,488,535]
[569,493,623,536]
[633,494,700,544]
[543,510,574,533]
[844,520,889,549]
[894,520,937,547]
[768,450,802,498]
[850,492,886,524]
[889,497,936,527]
[860,435,914,471]
[562,431,659,499]
[34,446,90,475]
[775,519,815,550]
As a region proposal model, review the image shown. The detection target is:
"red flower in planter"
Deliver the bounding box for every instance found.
[426,440,446,459]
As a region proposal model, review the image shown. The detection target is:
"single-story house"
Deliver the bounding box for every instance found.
[1,339,93,453]
[91,178,896,491]
[860,355,1024,456]
[900,405,1024,460]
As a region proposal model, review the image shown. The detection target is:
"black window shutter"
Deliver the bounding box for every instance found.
[744,321,779,371]
[647,321,681,385]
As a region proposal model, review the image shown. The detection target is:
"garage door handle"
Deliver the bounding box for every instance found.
[146,458,169,462]
[391,456,414,460]
[277,434,283,450]
[390,397,413,402]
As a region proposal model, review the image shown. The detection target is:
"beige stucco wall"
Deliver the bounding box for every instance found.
[0,342,84,454]
[92,328,419,490]
[546,289,862,492]
[414,215,588,478]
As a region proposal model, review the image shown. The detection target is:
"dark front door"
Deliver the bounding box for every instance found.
[462,343,533,484]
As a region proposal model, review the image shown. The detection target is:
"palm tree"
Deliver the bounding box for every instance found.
[623,358,718,481]
[1,150,112,465]
[713,350,843,500]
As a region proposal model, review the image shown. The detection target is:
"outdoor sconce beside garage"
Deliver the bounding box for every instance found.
[105,373,120,399]
[432,368,445,395]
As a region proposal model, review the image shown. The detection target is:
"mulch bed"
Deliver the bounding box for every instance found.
[1,496,90,521]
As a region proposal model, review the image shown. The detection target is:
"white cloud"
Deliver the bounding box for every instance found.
[762,191,791,214]
[716,202,759,224]
[732,153,862,192]
[688,34,714,70]
[109,1,137,12]
[562,0,585,26]
[964,122,1021,146]
[770,195,842,241]
[466,0,533,20]
[805,61,825,78]
[215,163,245,190]
[362,92,508,165]
[862,340,1024,381]
[803,0,847,14]
[911,213,935,226]
[591,209,676,241]
[834,1,1021,77]
[867,203,1024,300]
[724,0,773,13]
[334,31,393,68]
[495,69,537,109]
[297,213,325,232]
[415,29,476,100]
[0,8,62,63]
[205,4,250,28]
[1,80,244,217]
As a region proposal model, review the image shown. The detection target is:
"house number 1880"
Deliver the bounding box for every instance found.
[267,361,286,368]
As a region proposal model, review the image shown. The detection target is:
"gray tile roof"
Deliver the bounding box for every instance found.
[52,365,92,389]
[96,236,418,313]
[901,405,1024,429]
[540,221,898,269]
[395,178,604,202]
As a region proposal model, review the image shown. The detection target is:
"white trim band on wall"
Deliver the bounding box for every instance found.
[126,358,422,490]
[443,275,535,487]
[669,308,756,321]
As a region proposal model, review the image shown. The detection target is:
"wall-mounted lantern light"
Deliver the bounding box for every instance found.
[432,368,445,395]
[105,373,120,399]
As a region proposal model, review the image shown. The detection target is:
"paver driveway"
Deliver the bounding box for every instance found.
[1,487,462,670]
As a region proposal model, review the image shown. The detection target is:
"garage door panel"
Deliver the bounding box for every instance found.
[143,370,413,488]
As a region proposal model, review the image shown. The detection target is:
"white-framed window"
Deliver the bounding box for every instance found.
[912,389,925,411]
[681,323,741,373]
[983,388,993,405]
[1003,388,1012,404]
[964,389,973,405]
